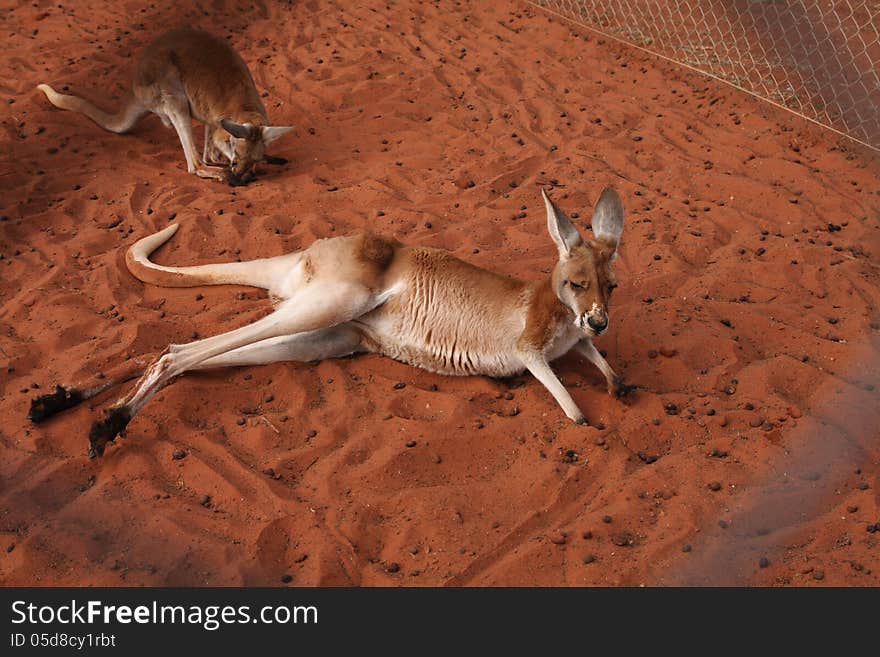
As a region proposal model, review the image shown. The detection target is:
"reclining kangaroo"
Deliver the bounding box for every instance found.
[29,188,630,458]
[37,27,293,185]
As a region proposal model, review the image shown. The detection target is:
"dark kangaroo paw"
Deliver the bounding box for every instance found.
[263,155,288,165]
[88,407,132,459]
[610,377,637,400]
[28,385,85,423]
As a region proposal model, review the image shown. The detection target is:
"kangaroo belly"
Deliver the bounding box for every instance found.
[354,249,531,378]
[357,315,526,377]
[356,292,582,378]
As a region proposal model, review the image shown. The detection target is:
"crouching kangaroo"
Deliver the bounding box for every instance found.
[37,27,293,185]
[29,188,631,458]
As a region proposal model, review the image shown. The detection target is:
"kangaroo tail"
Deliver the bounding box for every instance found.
[37,83,147,134]
[126,224,294,290]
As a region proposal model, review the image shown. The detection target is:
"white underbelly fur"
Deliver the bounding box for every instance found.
[356,313,526,377]
[355,304,582,379]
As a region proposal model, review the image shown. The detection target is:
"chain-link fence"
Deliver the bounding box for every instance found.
[527,0,880,151]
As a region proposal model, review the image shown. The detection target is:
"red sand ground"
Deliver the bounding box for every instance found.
[1,0,878,586]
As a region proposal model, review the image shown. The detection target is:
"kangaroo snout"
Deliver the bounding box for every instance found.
[226,170,254,187]
[575,309,608,335]
[587,313,608,334]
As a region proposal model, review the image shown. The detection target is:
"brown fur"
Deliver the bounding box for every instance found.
[556,239,618,320]
[357,233,400,270]
[134,29,267,127]
[38,28,292,183]
[519,279,572,351]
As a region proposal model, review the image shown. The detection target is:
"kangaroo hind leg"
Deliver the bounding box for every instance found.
[88,283,381,457]
[28,353,156,423]
[193,324,366,370]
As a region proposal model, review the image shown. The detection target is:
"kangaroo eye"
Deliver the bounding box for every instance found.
[570,281,584,290]
[608,282,618,291]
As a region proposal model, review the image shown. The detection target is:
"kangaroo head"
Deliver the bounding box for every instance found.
[218,119,294,185]
[543,187,624,337]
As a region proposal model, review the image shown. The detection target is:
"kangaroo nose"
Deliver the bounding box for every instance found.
[587,315,608,332]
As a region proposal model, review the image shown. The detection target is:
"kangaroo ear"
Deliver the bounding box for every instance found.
[261,126,294,144]
[542,188,583,258]
[591,187,624,251]
[220,118,258,140]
